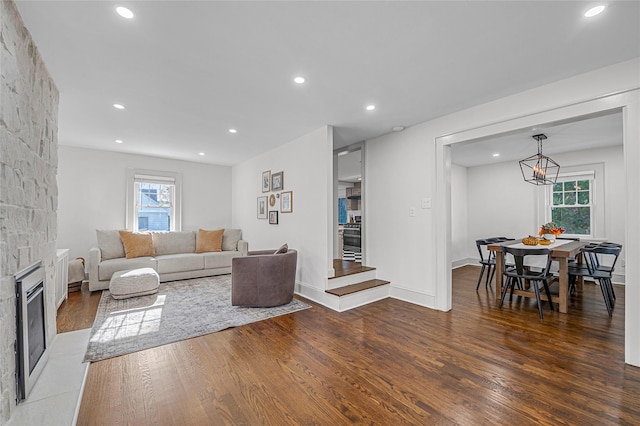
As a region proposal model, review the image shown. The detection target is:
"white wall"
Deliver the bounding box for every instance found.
[450,164,469,266]
[231,126,334,291]
[57,146,232,260]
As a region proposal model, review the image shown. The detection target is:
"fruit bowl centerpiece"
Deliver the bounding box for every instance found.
[538,222,565,242]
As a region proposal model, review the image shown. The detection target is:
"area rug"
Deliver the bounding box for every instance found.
[84,275,310,362]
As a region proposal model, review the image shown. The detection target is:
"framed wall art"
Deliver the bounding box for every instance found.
[271,171,283,191]
[257,196,267,219]
[269,210,279,224]
[262,171,271,193]
[281,191,292,213]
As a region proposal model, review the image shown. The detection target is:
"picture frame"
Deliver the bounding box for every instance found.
[262,171,271,193]
[257,196,267,219]
[271,171,283,191]
[281,191,292,213]
[269,210,279,224]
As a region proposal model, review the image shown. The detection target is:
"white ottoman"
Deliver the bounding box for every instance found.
[109,268,159,299]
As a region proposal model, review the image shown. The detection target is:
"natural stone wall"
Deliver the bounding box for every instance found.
[0,1,59,422]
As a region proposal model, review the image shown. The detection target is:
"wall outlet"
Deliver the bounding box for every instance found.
[421,198,432,209]
[409,207,416,217]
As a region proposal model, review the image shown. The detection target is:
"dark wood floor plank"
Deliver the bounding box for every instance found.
[62,266,640,425]
[55,282,101,333]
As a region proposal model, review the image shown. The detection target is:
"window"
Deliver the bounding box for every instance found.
[126,169,182,232]
[547,171,595,237]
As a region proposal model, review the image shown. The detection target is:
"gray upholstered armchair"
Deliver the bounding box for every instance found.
[231,249,297,307]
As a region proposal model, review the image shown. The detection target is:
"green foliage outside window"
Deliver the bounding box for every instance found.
[551,179,592,235]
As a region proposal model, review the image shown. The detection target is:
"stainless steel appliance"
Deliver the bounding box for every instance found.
[343,223,361,253]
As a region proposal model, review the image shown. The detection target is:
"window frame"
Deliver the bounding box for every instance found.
[537,163,605,240]
[547,172,594,237]
[126,168,182,232]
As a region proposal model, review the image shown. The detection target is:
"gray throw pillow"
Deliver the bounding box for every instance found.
[274,243,288,255]
[96,229,125,260]
[222,229,242,251]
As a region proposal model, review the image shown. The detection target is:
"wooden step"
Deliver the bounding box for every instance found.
[331,259,375,279]
[326,279,390,297]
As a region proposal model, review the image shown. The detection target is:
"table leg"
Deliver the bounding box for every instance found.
[495,251,503,304]
[558,258,568,314]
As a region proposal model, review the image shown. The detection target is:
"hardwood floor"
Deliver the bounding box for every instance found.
[56,283,101,333]
[62,267,640,425]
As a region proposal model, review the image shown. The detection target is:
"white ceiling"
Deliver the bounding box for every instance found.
[14,1,640,166]
[451,111,624,168]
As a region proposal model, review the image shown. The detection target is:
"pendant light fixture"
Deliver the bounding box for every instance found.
[519,134,560,185]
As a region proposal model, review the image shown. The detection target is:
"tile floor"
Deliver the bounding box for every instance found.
[8,329,90,426]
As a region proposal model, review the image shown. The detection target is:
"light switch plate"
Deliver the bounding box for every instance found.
[421,198,432,209]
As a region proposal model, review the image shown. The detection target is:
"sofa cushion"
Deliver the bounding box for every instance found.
[156,253,205,274]
[119,231,155,258]
[152,231,196,256]
[98,257,157,281]
[203,251,242,269]
[196,228,224,253]
[222,229,242,251]
[96,229,125,260]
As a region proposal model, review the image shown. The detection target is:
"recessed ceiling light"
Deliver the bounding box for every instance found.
[357,177,362,181]
[392,126,405,132]
[337,150,349,156]
[229,129,237,134]
[115,139,123,144]
[113,103,125,110]
[492,153,500,157]
[366,105,376,111]
[294,76,305,84]
[116,6,134,19]
[198,152,205,156]
[584,5,605,18]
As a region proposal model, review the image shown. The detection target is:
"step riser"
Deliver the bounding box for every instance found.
[327,270,377,290]
[336,285,390,312]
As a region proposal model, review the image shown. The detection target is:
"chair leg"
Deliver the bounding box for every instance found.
[487,265,496,287]
[568,275,576,295]
[597,278,613,317]
[499,277,511,309]
[532,280,544,319]
[604,278,615,309]
[610,280,616,300]
[509,278,516,301]
[476,265,486,291]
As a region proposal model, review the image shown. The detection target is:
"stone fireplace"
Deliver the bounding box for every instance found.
[0,0,59,422]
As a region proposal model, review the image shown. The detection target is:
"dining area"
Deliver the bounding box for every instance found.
[476,232,622,319]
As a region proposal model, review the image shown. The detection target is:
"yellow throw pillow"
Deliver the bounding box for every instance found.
[195,228,224,253]
[119,231,155,259]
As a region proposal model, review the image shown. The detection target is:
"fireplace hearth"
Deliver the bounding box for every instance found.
[15,261,49,402]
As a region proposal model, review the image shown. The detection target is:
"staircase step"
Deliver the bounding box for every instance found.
[331,260,375,279]
[326,279,390,297]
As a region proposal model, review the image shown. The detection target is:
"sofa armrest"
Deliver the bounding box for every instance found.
[238,240,248,256]
[88,247,102,290]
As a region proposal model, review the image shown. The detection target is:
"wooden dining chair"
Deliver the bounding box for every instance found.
[499,246,554,319]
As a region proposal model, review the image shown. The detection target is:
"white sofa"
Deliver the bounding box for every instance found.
[88,229,248,291]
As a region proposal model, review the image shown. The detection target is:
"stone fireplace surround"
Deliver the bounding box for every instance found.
[0,1,59,422]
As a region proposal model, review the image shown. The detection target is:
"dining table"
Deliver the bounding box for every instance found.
[487,239,587,314]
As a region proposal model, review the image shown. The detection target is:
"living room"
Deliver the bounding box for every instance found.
[2,1,640,424]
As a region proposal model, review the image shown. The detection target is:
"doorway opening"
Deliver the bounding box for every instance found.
[336,145,364,264]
